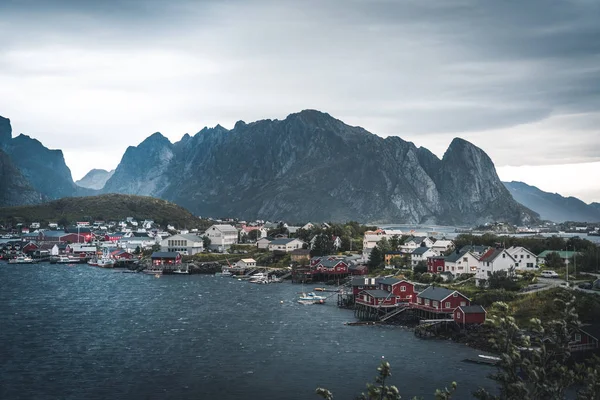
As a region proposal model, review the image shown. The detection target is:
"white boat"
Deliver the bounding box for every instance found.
[298,292,327,304]
[57,255,78,264]
[97,258,115,268]
[8,255,35,264]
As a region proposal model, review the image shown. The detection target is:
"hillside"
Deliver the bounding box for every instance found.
[0,194,210,229]
[503,181,600,222]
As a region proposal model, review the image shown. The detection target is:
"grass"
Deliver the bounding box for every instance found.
[0,194,211,229]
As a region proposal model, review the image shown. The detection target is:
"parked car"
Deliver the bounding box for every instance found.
[541,270,559,278]
[578,282,593,290]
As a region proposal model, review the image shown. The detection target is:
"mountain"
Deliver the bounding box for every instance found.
[0,115,94,202]
[0,149,42,206]
[76,169,115,190]
[104,110,538,225]
[102,132,173,196]
[503,181,600,222]
[0,194,209,229]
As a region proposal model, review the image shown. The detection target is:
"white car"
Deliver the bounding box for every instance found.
[541,270,559,278]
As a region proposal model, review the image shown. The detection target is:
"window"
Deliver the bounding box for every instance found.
[502,254,506,258]
[453,293,458,297]
[425,299,430,306]
[456,311,461,318]
[460,301,466,306]
[520,255,524,259]
[433,301,438,308]
[575,333,582,342]
[445,302,451,308]
[463,257,468,262]
[527,263,534,268]
[527,255,530,259]
[400,286,406,292]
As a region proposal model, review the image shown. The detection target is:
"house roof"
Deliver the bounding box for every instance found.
[174,233,203,242]
[579,324,600,342]
[418,286,460,301]
[479,248,513,263]
[240,258,256,263]
[379,277,401,285]
[269,238,301,245]
[362,289,392,299]
[445,250,472,263]
[404,236,426,244]
[151,252,180,258]
[318,258,346,268]
[459,245,490,254]
[537,250,581,258]
[411,247,432,255]
[458,305,486,314]
[506,246,536,257]
[352,277,382,286]
[433,240,453,247]
[209,224,238,233]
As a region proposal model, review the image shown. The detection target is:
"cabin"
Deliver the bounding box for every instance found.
[256,237,272,250]
[453,305,486,326]
[351,277,381,296]
[414,286,470,313]
[378,278,417,303]
[151,252,182,266]
[356,290,397,308]
[570,324,600,352]
[235,258,257,268]
[314,258,348,274]
[267,238,305,253]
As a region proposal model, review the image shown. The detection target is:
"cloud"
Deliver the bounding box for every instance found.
[0,0,599,199]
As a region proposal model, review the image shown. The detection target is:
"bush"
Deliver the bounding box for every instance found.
[472,289,518,307]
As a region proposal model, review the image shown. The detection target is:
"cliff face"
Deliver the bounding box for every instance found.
[105,110,538,224]
[103,132,174,196]
[0,149,41,206]
[504,181,600,222]
[76,169,115,190]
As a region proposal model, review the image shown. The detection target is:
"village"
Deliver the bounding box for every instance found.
[2,218,600,360]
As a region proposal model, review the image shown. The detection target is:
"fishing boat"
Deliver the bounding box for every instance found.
[57,255,79,264]
[298,292,327,304]
[463,354,501,366]
[8,255,35,264]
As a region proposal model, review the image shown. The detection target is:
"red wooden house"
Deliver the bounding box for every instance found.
[316,258,348,274]
[151,252,182,265]
[414,286,470,313]
[453,305,486,325]
[427,256,445,274]
[570,324,600,352]
[351,277,381,296]
[22,242,39,254]
[111,250,136,260]
[378,278,417,303]
[356,289,398,308]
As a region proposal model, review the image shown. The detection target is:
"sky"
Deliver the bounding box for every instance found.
[1,0,599,202]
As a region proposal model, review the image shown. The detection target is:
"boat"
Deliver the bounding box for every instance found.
[298,292,327,303]
[249,272,270,284]
[57,255,78,264]
[463,355,501,366]
[87,258,99,267]
[97,257,116,268]
[8,255,35,264]
[215,267,233,277]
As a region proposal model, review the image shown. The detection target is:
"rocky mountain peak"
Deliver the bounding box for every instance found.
[0,115,12,147]
[76,169,115,190]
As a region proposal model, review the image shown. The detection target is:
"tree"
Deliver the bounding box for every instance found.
[487,270,519,291]
[134,246,141,255]
[414,260,427,274]
[473,294,582,400]
[202,235,211,250]
[377,237,392,254]
[389,235,400,251]
[368,246,384,269]
[311,234,334,257]
[317,360,456,400]
[545,251,563,269]
[247,229,261,242]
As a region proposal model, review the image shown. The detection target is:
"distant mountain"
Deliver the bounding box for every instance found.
[0,194,209,229]
[76,169,115,190]
[0,115,94,203]
[503,181,600,222]
[103,110,538,225]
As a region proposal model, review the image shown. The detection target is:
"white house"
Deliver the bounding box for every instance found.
[411,247,437,267]
[256,237,272,250]
[310,234,342,250]
[268,238,305,253]
[236,258,257,268]
[444,250,480,275]
[505,246,538,271]
[401,236,435,253]
[205,224,239,250]
[362,229,404,260]
[431,240,455,255]
[476,248,517,286]
[160,233,204,255]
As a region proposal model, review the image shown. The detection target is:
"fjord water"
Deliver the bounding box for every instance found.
[0,264,491,399]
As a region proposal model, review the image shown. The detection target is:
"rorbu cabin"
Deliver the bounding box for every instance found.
[414,286,470,314]
[453,305,486,326]
[151,252,182,266]
[378,278,417,303]
[570,324,600,353]
[356,289,397,308]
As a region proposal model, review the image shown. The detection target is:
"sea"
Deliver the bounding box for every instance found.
[0,264,493,400]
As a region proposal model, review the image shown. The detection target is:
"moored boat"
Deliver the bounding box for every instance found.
[298,292,327,303]
[8,255,35,264]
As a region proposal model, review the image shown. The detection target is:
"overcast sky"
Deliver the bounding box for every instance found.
[1,0,599,202]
